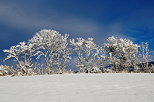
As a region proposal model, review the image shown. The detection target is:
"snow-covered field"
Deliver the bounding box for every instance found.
[0,74,154,102]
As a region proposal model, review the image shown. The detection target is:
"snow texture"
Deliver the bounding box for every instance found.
[0,74,154,102]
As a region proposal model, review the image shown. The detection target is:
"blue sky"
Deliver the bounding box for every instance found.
[0,0,154,64]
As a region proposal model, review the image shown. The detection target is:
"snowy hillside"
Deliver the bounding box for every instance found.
[0,74,154,102]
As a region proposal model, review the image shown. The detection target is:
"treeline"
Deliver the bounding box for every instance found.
[1,29,154,76]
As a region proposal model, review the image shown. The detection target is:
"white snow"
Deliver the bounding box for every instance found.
[0,74,154,102]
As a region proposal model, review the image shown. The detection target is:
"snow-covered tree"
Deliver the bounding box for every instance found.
[55,47,72,73]
[70,37,104,73]
[94,46,107,72]
[29,29,71,74]
[137,42,152,72]
[105,36,139,72]
[3,42,36,75]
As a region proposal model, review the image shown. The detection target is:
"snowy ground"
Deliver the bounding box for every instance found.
[0,74,154,102]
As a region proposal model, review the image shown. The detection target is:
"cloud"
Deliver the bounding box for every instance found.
[0,0,140,48]
[0,1,101,38]
[0,1,133,37]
